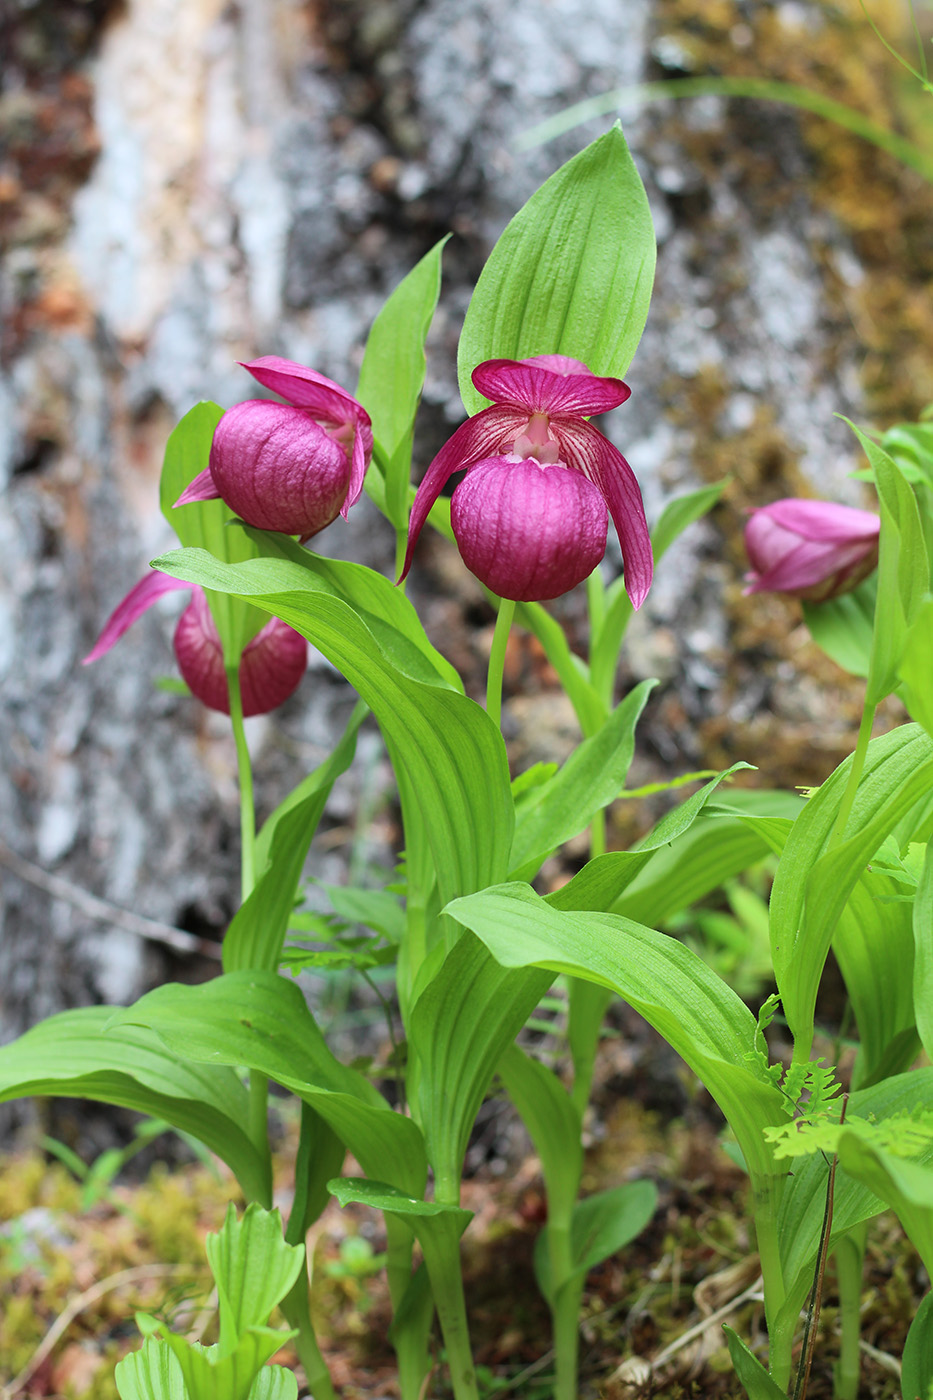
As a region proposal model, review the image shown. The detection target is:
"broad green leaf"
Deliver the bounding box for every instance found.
[902,1292,933,1400]
[159,401,265,661]
[591,479,729,701]
[205,1204,304,1355]
[458,125,656,415]
[836,1134,933,1277]
[115,1339,188,1400]
[900,597,933,738]
[802,575,876,679]
[151,550,511,909]
[535,1181,657,1306]
[238,526,462,692]
[769,724,933,1049]
[0,1008,269,1204]
[248,1369,298,1400]
[776,1068,933,1334]
[328,1177,472,1231]
[319,883,405,943]
[226,705,365,973]
[410,932,551,1193]
[109,973,427,1196]
[159,1328,287,1400]
[546,763,755,914]
[915,845,933,1062]
[446,884,786,1186]
[356,237,450,526]
[508,680,655,879]
[723,1326,788,1400]
[498,1044,583,1236]
[844,422,929,705]
[833,867,916,1088]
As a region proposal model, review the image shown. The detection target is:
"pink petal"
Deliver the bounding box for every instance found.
[471,357,630,417]
[239,618,308,716]
[555,420,653,609]
[398,405,527,581]
[174,465,222,507]
[755,498,880,544]
[243,356,371,433]
[83,571,192,664]
[451,457,608,601]
[746,539,868,595]
[341,417,374,518]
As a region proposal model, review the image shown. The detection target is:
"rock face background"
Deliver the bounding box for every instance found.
[2,0,931,1080]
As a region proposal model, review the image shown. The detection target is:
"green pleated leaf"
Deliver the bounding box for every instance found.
[545,763,755,914]
[356,237,449,527]
[802,575,876,679]
[915,845,933,1063]
[115,1339,189,1400]
[225,703,365,973]
[776,1068,933,1335]
[508,680,655,880]
[768,725,933,1051]
[836,1134,933,1278]
[328,1177,472,1229]
[902,1291,933,1400]
[900,597,933,738]
[535,1181,657,1307]
[844,421,929,706]
[446,884,786,1186]
[723,1327,788,1400]
[248,1368,297,1400]
[458,125,656,415]
[151,550,511,909]
[410,932,552,1192]
[0,1008,269,1204]
[498,1044,583,1236]
[159,1328,288,1400]
[205,1204,304,1355]
[160,401,265,661]
[833,867,917,1088]
[109,973,427,1197]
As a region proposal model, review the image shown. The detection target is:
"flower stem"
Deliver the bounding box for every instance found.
[486,596,516,730]
[226,663,256,903]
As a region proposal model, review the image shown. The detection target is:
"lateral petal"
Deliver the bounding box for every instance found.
[398,406,525,581]
[556,419,653,609]
[471,358,630,417]
[83,571,192,663]
[174,465,222,507]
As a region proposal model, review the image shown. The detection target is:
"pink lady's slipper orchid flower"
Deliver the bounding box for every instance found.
[83,572,307,716]
[176,357,374,539]
[400,355,653,605]
[744,498,880,602]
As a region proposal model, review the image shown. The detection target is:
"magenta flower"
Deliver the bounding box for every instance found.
[400,354,653,605]
[743,499,880,602]
[83,573,307,716]
[176,357,374,539]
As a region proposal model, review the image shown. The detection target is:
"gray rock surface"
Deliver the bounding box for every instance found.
[0,0,908,1081]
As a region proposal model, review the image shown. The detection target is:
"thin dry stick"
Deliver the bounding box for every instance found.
[0,1262,185,1398]
[652,1278,765,1370]
[793,1094,849,1400]
[0,838,222,960]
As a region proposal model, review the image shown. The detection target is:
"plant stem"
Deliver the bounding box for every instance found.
[226,663,256,903]
[547,1216,583,1400]
[281,1272,337,1400]
[419,1229,480,1400]
[226,663,268,1162]
[586,564,606,639]
[486,596,516,729]
[755,1199,791,1387]
[833,1229,865,1400]
[794,1096,847,1400]
[828,701,876,849]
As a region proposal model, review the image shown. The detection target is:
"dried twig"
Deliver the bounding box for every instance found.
[794,1093,848,1400]
[0,838,222,960]
[0,1262,185,1398]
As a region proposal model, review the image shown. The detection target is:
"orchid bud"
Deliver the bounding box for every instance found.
[84,572,307,717]
[743,499,880,602]
[175,357,373,540]
[451,455,608,601]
